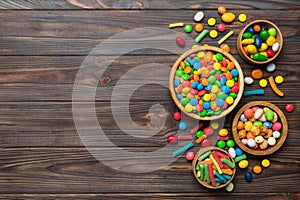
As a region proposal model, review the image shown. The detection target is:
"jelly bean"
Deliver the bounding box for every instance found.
[221,86,230,93]
[259,79,268,88]
[266,63,276,72]
[176,37,185,47]
[173,112,181,120]
[167,135,178,144]
[185,103,193,112]
[238,14,247,22]
[285,104,294,112]
[184,24,193,33]
[251,69,263,79]
[221,13,235,23]
[238,160,249,169]
[266,49,275,57]
[218,31,234,45]
[268,27,277,37]
[245,172,252,182]
[226,80,234,87]
[186,151,195,161]
[228,148,236,158]
[199,109,207,117]
[217,140,226,148]
[275,75,284,84]
[226,183,234,192]
[243,32,252,39]
[272,42,280,52]
[209,30,218,38]
[254,35,262,48]
[182,74,190,80]
[176,94,183,100]
[244,77,254,85]
[253,53,268,61]
[242,38,254,45]
[258,43,268,51]
[235,148,243,156]
[194,11,204,22]
[266,36,276,46]
[246,45,257,54]
[260,30,269,40]
[246,27,255,34]
[218,6,227,15]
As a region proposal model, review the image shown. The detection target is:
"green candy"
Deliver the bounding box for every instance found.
[251,34,256,39]
[199,109,207,117]
[253,120,263,127]
[196,164,200,171]
[217,92,226,99]
[214,110,223,115]
[180,98,189,106]
[217,140,226,148]
[176,68,184,76]
[182,74,190,80]
[216,53,223,61]
[242,32,252,39]
[234,154,247,163]
[216,70,222,74]
[198,150,211,161]
[229,92,237,99]
[215,80,221,87]
[226,140,235,148]
[268,27,277,37]
[200,165,205,180]
[253,53,268,61]
[208,75,217,84]
[204,164,210,183]
[207,111,214,116]
[184,61,190,67]
[260,30,270,40]
[196,130,204,138]
[184,24,193,33]
[210,70,216,75]
[265,109,274,121]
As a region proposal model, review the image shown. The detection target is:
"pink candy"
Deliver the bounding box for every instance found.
[272,122,282,131]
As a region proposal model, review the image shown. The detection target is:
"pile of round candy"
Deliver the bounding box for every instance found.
[174,51,240,117]
[237,106,282,150]
[241,24,279,62]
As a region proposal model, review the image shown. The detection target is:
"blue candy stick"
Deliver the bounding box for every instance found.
[173,142,194,157]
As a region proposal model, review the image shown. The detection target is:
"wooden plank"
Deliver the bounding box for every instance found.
[0,101,299,147]
[0,0,299,10]
[0,56,299,102]
[0,147,298,194]
[0,10,299,55]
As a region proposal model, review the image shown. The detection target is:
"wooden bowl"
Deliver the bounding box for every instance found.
[192,146,236,189]
[232,101,288,156]
[237,20,283,65]
[169,46,244,120]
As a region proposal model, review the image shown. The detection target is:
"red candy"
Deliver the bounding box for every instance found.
[167,135,178,144]
[266,49,275,57]
[217,23,226,32]
[285,104,294,112]
[204,127,214,136]
[176,37,185,47]
[186,151,195,161]
[173,112,181,120]
[201,139,212,147]
[244,108,254,119]
[272,122,282,131]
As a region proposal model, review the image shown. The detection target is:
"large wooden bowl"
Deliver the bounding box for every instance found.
[232,101,288,156]
[237,20,283,65]
[169,46,244,120]
[192,146,236,189]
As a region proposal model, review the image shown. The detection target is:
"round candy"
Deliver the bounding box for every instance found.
[226,96,234,105]
[245,172,252,182]
[235,148,243,156]
[217,23,226,32]
[251,69,263,79]
[196,130,204,138]
[272,122,282,131]
[253,165,262,174]
[227,140,235,148]
[226,183,234,192]
[228,147,236,158]
[238,13,247,22]
[207,18,216,26]
[266,63,276,72]
[268,27,277,37]
[204,127,214,136]
[244,77,254,85]
[218,6,227,15]
[253,25,261,33]
[285,104,294,112]
[220,43,230,52]
[184,24,193,33]
[247,138,256,148]
[179,122,187,130]
[201,139,212,147]
[259,79,268,88]
[272,42,280,52]
[195,24,203,32]
[273,130,281,139]
[267,137,276,146]
[186,151,195,161]
[261,159,270,168]
[209,30,218,38]
[219,128,228,136]
[194,11,204,22]
[173,112,181,120]
[217,140,226,148]
[211,122,219,129]
[275,75,284,84]
[222,13,235,23]
[239,160,249,169]
[167,135,178,144]
[176,37,185,47]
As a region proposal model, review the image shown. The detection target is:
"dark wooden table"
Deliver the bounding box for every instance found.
[0,1,299,199]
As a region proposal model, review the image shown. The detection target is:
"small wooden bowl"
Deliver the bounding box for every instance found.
[169,46,244,120]
[192,146,236,189]
[237,20,283,65]
[232,101,288,156]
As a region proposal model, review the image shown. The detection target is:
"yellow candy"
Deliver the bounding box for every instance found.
[238,160,249,169]
[210,30,218,38]
[275,75,284,84]
[221,12,235,23]
[226,96,234,105]
[197,51,205,58]
[211,122,219,130]
[259,79,268,87]
[247,45,257,54]
[260,51,268,57]
[226,80,234,87]
[182,87,190,94]
[192,44,199,48]
[244,121,252,131]
[258,43,268,51]
[266,36,276,46]
[211,85,219,93]
[219,128,229,136]
[203,44,209,46]
[238,13,247,22]
[213,62,221,70]
[185,103,193,112]
[242,39,255,45]
[208,18,216,26]
[261,159,270,168]
[203,93,211,101]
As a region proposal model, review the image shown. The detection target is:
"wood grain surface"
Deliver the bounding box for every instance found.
[0,1,299,199]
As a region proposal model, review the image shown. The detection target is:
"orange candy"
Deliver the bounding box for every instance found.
[195,24,203,32]
[180,62,185,69]
[184,66,192,74]
[227,62,235,70]
[218,6,227,15]
[251,69,263,79]
[226,71,232,80]
[253,25,261,33]
[202,78,209,86]
[253,165,262,174]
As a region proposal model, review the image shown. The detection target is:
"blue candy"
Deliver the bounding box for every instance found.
[245,172,252,182]
[220,77,227,85]
[197,83,203,90]
[176,93,183,100]
[192,82,199,89]
[190,98,198,106]
[254,35,262,48]
[193,62,201,70]
[263,121,272,129]
[246,26,255,34]
[235,148,243,156]
[174,78,181,87]
[216,98,224,107]
[204,83,212,90]
[221,86,230,93]
[203,102,210,110]
[231,69,239,77]
[240,114,247,122]
[179,122,187,130]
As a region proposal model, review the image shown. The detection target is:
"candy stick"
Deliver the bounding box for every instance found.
[172,142,194,157]
[195,29,209,43]
[217,136,229,141]
[204,164,210,183]
[178,134,193,140]
[209,154,223,174]
[169,22,184,28]
[221,158,235,168]
[234,154,247,163]
[198,160,213,165]
[190,123,204,134]
[269,76,284,97]
[221,168,233,175]
[197,170,201,177]
[215,172,226,183]
[244,89,265,96]
[218,30,234,45]
[215,151,230,159]
[222,174,232,180]
[208,163,216,186]
[198,150,212,161]
[200,165,204,181]
[212,151,224,168]
[195,135,206,144]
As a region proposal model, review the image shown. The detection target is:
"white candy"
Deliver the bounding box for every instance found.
[273,131,281,139]
[226,183,234,192]
[255,136,264,144]
[259,114,267,122]
[244,77,254,85]
[268,137,276,146]
[266,63,276,72]
[272,42,280,52]
[228,147,236,158]
[194,11,204,22]
[247,138,256,148]
[272,112,278,123]
[254,108,264,119]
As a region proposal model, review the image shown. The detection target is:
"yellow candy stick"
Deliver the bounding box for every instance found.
[169,22,184,28]
[209,154,223,174]
[218,30,234,45]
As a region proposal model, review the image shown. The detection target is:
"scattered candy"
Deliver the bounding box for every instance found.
[235,148,243,156]
[217,23,226,32]
[217,140,226,148]
[194,11,205,22]
[209,30,218,38]
[218,6,227,15]
[186,151,195,161]
[222,13,235,23]
[253,165,262,174]
[220,43,231,52]
[218,30,234,45]
[211,122,219,129]
[238,160,249,169]
[226,182,234,192]
[238,14,247,22]
[244,89,265,96]
[176,36,185,47]
[244,77,254,85]
[275,75,284,84]
[228,148,236,158]
[179,122,187,130]
[173,142,194,157]
[167,135,178,144]
[184,24,193,33]
[173,112,181,120]
[195,29,209,43]
[195,24,203,32]
[261,159,270,168]
[285,104,294,112]
[269,76,284,97]
[259,79,268,88]
[226,140,235,148]
[245,172,252,182]
[208,18,216,26]
[251,69,263,79]
[169,22,184,28]
[266,63,276,72]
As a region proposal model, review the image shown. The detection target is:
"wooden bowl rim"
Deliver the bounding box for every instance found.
[169,46,244,120]
[192,146,236,189]
[237,19,283,65]
[232,101,288,156]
